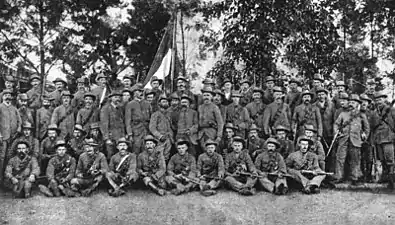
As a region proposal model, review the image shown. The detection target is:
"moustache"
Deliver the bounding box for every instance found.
[18,152,26,158]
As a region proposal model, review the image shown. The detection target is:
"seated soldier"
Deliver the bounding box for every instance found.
[4,141,40,198]
[247,124,265,160]
[10,122,39,159]
[224,136,258,195]
[137,135,167,196]
[39,140,78,197]
[87,122,105,154]
[70,139,109,196]
[67,124,87,159]
[40,124,62,174]
[286,135,326,194]
[218,123,236,158]
[196,139,225,196]
[106,138,138,197]
[304,124,326,170]
[275,125,295,159]
[165,139,197,195]
[255,138,288,195]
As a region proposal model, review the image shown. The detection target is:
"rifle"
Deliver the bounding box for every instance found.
[326,129,339,158]
[179,175,201,185]
[268,172,293,178]
[301,170,333,176]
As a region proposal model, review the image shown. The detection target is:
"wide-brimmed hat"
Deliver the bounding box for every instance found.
[205,139,218,147]
[74,124,86,134]
[272,86,284,93]
[304,124,317,133]
[117,137,130,145]
[4,75,14,82]
[144,135,158,144]
[170,92,180,100]
[90,122,100,130]
[61,90,74,98]
[176,138,190,146]
[108,91,122,98]
[202,78,215,85]
[19,93,29,101]
[265,76,276,83]
[315,87,328,95]
[232,136,245,146]
[338,92,349,100]
[158,93,169,102]
[225,123,236,130]
[77,77,85,83]
[298,135,313,145]
[214,89,225,98]
[47,124,61,133]
[275,125,290,133]
[289,78,300,85]
[240,78,250,85]
[123,74,133,81]
[16,140,30,149]
[83,92,96,101]
[150,76,163,85]
[374,91,387,99]
[301,90,314,98]
[313,74,324,82]
[83,138,99,147]
[30,75,41,82]
[2,89,13,95]
[360,94,372,102]
[22,122,34,130]
[145,89,156,96]
[53,78,67,86]
[349,94,362,104]
[180,94,192,102]
[201,87,215,95]
[122,88,133,95]
[222,78,232,85]
[231,90,243,98]
[54,140,67,149]
[266,138,280,148]
[252,87,263,94]
[335,81,347,87]
[249,124,260,131]
[176,76,188,83]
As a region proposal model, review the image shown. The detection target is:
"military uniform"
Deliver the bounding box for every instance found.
[49,89,63,107]
[10,136,39,159]
[292,101,323,138]
[76,106,100,131]
[51,104,75,138]
[309,139,326,170]
[262,89,274,105]
[18,107,34,126]
[100,103,125,158]
[198,101,224,147]
[68,137,85,159]
[165,152,197,195]
[313,95,336,147]
[149,108,174,161]
[262,102,291,137]
[196,152,225,192]
[246,101,265,132]
[107,152,139,191]
[285,89,301,114]
[137,150,167,195]
[277,139,294,159]
[39,136,63,174]
[176,107,199,156]
[26,85,43,110]
[46,154,77,196]
[72,90,86,110]
[247,136,265,160]
[36,106,53,140]
[226,103,250,138]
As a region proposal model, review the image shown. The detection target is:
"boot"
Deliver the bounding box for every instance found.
[366,163,373,182]
[39,184,54,197]
[59,185,79,197]
[201,189,217,196]
[388,173,395,190]
[148,182,166,196]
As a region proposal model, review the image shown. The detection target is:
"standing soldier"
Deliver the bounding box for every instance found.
[360,94,375,182]
[304,124,326,170]
[196,139,225,196]
[224,136,258,195]
[149,76,163,112]
[173,76,197,109]
[137,135,167,196]
[364,79,376,101]
[213,89,227,119]
[17,93,34,125]
[222,78,233,106]
[121,74,133,90]
[91,74,110,106]
[285,78,301,114]
[165,139,197,195]
[246,87,265,131]
[4,140,39,198]
[225,90,250,138]
[87,122,104,154]
[71,77,87,110]
[292,90,323,140]
[26,75,43,111]
[51,91,75,139]
[286,135,326,194]
[76,92,99,131]
[247,124,265,160]
[121,88,132,110]
[39,140,77,197]
[169,92,181,133]
[333,94,369,185]
[311,74,324,96]
[0,89,22,183]
[239,78,253,107]
[263,76,276,105]
[50,78,68,107]
[10,122,39,159]
[36,95,54,140]
[100,91,125,160]
[197,78,216,106]
[371,91,395,188]
[313,87,335,151]
[262,86,292,138]
[71,139,109,196]
[275,125,294,159]
[106,138,138,197]
[125,85,152,155]
[332,81,348,109]
[149,93,174,162]
[198,87,224,149]
[39,124,62,174]
[0,75,18,105]
[67,124,87,159]
[219,123,236,158]
[334,92,349,120]
[255,138,288,195]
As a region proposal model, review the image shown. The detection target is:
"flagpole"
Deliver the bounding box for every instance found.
[180,1,186,77]
[170,10,177,93]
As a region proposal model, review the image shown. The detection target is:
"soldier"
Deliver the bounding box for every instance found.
[247,124,265,160]
[76,92,99,131]
[333,94,370,185]
[226,90,250,138]
[197,78,216,106]
[0,75,18,105]
[219,123,236,158]
[304,124,326,170]
[39,124,62,174]
[10,122,39,159]
[311,74,324,95]
[292,90,323,140]
[67,124,87,159]
[360,94,375,182]
[196,139,225,196]
[71,139,109,196]
[334,92,349,120]
[262,86,292,138]
[198,87,224,149]
[0,89,22,183]
[145,89,156,106]
[121,88,132,109]
[51,90,75,139]
[165,139,197,195]
[169,92,181,132]
[364,79,376,101]
[255,138,288,195]
[173,76,197,109]
[39,140,77,197]
[275,125,294,159]
[239,78,253,107]
[213,89,227,119]
[313,87,335,150]
[175,94,199,157]
[137,135,167,196]
[4,140,39,198]
[263,76,276,105]
[50,78,68,107]
[125,85,152,155]
[224,136,257,195]
[91,74,110,106]
[332,81,348,109]
[100,91,125,160]
[106,138,138,197]
[149,76,163,112]
[222,78,233,106]
[71,77,87,110]
[371,91,395,188]
[149,93,174,162]
[87,122,104,153]
[246,87,265,131]
[122,74,133,90]
[36,95,54,140]
[26,75,43,111]
[17,93,34,126]
[286,135,326,194]
[285,78,301,114]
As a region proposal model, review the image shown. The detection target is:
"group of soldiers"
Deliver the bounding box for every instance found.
[0,71,394,198]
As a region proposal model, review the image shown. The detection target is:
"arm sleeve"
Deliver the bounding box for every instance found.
[99,106,110,140]
[46,158,55,180]
[154,153,166,179]
[126,154,138,178]
[30,157,40,177]
[214,105,224,139]
[66,158,77,181]
[188,156,197,178]
[166,156,175,176]
[149,113,162,139]
[217,155,225,177]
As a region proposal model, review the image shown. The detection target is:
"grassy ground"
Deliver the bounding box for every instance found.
[1,187,395,225]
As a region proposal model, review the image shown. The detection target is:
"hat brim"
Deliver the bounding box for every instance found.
[301,93,314,98]
[275,128,290,133]
[201,90,215,95]
[232,138,245,145]
[349,99,362,104]
[266,141,280,148]
[84,94,96,100]
[177,140,190,146]
[375,94,388,99]
[151,79,163,85]
[22,126,34,130]
[298,138,313,145]
[145,138,158,144]
[231,94,243,98]
[180,96,192,102]
[205,141,218,147]
[316,89,328,95]
[54,143,67,149]
[108,93,122,98]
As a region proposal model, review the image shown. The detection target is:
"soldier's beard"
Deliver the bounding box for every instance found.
[43,104,50,109]
[18,152,26,159]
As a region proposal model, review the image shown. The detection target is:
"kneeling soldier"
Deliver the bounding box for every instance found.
[286,135,326,194]
[106,138,138,197]
[165,139,197,195]
[5,141,40,198]
[196,139,225,196]
[137,135,167,196]
[255,138,288,195]
[39,140,77,197]
[224,136,257,195]
[70,139,109,196]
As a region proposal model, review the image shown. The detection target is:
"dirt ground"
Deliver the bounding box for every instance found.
[0,188,395,225]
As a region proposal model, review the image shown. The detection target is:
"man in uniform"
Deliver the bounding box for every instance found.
[332,81,348,109]
[246,87,265,131]
[122,74,133,90]
[18,93,34,125]
[137,135,167,196]
[219,123,236,158]
[239,78,253,107]
[226,90,250,138]
[292,90,323,140]
[224,136,257,195]
[36,95,54,140]
[91,74,110,106]
[51,90,75,139]
[286,135,326,194]
[169,92,181,132]
[10,122,39,160]
[197,78,216,106]
[196,139,225,196]
[334,92,349,120]
[149,93,174,162]
[262,86,292,138]
[0,89,22,183]
[198,87,224,149]
[263,76,276,105]
[67,124,87,159]
[76,92,99,131]
[87,122,104,154]
[121,88,132,110]
[0,75,18,105]
[106,138,138,197]
[213,89,227,119]
[304,124,326,170]
[285,78,301,114]
[173,76,197,109]
[71,139,108,196]
[50,78,68,107]
[255,138,288,195]
[4,140,39,198]
[311,74,324,96]
[275,125,294,159]
[149,76,163,112]
[39,124,62,174]
[222,78,233,106]
[333,94,370,185]
[313,87,335,151]
[71,77,87,110]
[39,140,77,197]
[360,94,375,182]
[165,139,197,195]
[100,91,125,160]
[26,75,44,111]
[247,124,265,160]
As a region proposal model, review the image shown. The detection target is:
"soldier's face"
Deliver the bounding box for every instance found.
[289,82,297,90]
[302,95,311,104]
[134,90,143,100]
[117,143,128,155]
[232,142,243,153]
[122,92,131,102]
[48,130,57,139]
[349,100,359,110]
[213,94,223,105]
[266,81,274,89]
[62,96,71,104]
[55,82,64,90]
[340,99,348,108]
[232,97,240,105]
[19,99,28,107]
[85,96,94,106]
[160,99,169,109]
[249,130,258,139]
[241,83,249,91]
[267,143,276,152]
[85,145,95,155]
[42,99,50,107]
[305,130,314,138]
[206,144,216,155]
[31,79,40,87]
[23,129,31,137]
[111,95,121,105]
[313,80,321,88]
[73,130,81,138]
[123,79,132,88]
[77,82,85,91]
[151,81,160,89]
[361,100,369,110]
[252,92,261,100]
[17,143,29,157]
[375,97,385,107]
[145,141,156,152]
[171,99,179,107]
[98,78,107,86]
[177,144,188,155]
[274,92,283,100]
[57,146,67,157]
[225,128,234,138]
[5,81,13,89]
[177,80,186,90]
[318,92,327,102]
[223,82,232,91]
[337,86,345,92]
[299,141,309,153]
[3,93,12,103]
[276,130,286,140]
[146,94,154,103]
[180,99,189,108]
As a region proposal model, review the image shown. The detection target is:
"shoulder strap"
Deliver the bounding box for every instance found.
[81,107,97,127]
[57,106,75,126]
[270,103,284,127]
